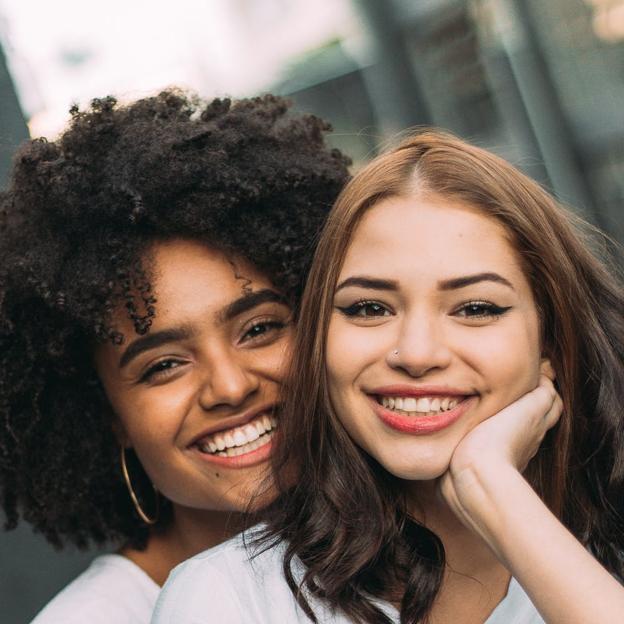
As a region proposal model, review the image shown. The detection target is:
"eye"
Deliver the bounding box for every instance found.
[453,301,511,320]
[337,300,391,318]
[139,358,186,383]
[240,318,288,344]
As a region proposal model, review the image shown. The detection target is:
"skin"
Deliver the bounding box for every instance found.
[95,238,292,584]
[326,193,624,623]
[328,194,543,482]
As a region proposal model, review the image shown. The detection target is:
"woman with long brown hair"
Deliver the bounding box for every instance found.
[153,130,624,623]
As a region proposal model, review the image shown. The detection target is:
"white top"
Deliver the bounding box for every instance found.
[31,553,160,624]
[152,531,545,623]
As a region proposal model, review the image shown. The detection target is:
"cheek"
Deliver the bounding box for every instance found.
[325,320,368,395]
[326,321,357,429]
[112,385,192,468]
[466,312,542,406]
[325,320,388,435]
[326,322,346,390]
[247,331,294,383]
[130,386,187,425]
[327,318,393,375]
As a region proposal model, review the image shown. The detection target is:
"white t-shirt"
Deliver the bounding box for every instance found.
[31,553,159,624]
[152,531,545,623]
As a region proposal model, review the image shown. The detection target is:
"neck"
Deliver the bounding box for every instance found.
[122,505,246,586]
[405,479,508,580]
[404,480,512,622]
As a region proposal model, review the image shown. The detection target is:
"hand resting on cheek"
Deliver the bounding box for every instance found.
[439,374,562,541]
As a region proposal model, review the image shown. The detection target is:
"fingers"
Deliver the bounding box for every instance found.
[542,391,563,431]
[533,376,562,426]
[515,382,561,470]
[539,358,556,381]
[526,377,562,465]
[515,375,557,417]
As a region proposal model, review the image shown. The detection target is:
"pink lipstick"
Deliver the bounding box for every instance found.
[368,385,476,434]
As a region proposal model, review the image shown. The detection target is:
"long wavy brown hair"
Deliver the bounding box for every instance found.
[259,130,624,623]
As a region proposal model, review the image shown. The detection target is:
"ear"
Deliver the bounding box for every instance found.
[540,358,556,381]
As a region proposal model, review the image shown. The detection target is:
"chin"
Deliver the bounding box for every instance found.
[376,452,451,482]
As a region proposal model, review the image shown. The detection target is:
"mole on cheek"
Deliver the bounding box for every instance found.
[215,472,220,478]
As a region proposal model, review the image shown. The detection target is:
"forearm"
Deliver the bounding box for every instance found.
[453,464,624,624]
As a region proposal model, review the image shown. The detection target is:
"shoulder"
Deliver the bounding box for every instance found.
[31,554,159,624]
[152,529,309,624]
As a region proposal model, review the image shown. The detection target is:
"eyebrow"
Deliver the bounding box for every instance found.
[335,272,514,296]
[220,289,288,322]
[118,289,287,369]
[119,326,194,369]
[335,276,398,293]
[438,272,514,291]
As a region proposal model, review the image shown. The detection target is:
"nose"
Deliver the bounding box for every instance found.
[386,314,452,377]
[197,350,260,411]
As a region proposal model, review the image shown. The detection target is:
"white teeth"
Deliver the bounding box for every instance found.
[243,424,260,442]
[233,431,247,447]
[219,429,274,458]
[382,396,396,409]
[196,412,277,455]
[378,395,463,416]
[416,397,430,412]
[403,397,417,411]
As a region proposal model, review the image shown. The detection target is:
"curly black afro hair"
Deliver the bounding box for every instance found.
[0,89,350,549]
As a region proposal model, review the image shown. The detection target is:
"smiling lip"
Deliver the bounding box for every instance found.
[192,437,274,469]
[369,384,469,398]
[188,403,277,469]
[368,385,476,434]
[188,403,277,447]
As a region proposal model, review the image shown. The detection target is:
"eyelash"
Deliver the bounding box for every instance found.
[336,299,511,320]
[139,358,185,383]
[337,300,391,318]
[454,301,511,319]
[240,318,288,343]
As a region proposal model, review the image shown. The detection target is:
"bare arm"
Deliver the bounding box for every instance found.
[440,378,624,624]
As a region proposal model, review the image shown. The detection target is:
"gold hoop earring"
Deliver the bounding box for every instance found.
[120,446,160,525]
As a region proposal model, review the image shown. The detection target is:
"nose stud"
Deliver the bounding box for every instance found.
[388,349,400,365]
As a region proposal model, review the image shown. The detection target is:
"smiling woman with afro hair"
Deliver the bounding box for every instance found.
[0,89,350,623]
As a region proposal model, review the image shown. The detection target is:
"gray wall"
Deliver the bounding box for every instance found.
[1,526,105,623]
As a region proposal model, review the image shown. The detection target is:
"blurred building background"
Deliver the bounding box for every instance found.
[0,0,622,621]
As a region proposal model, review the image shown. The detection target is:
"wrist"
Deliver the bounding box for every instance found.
[450,455,522,509]
[448,461,528,559]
